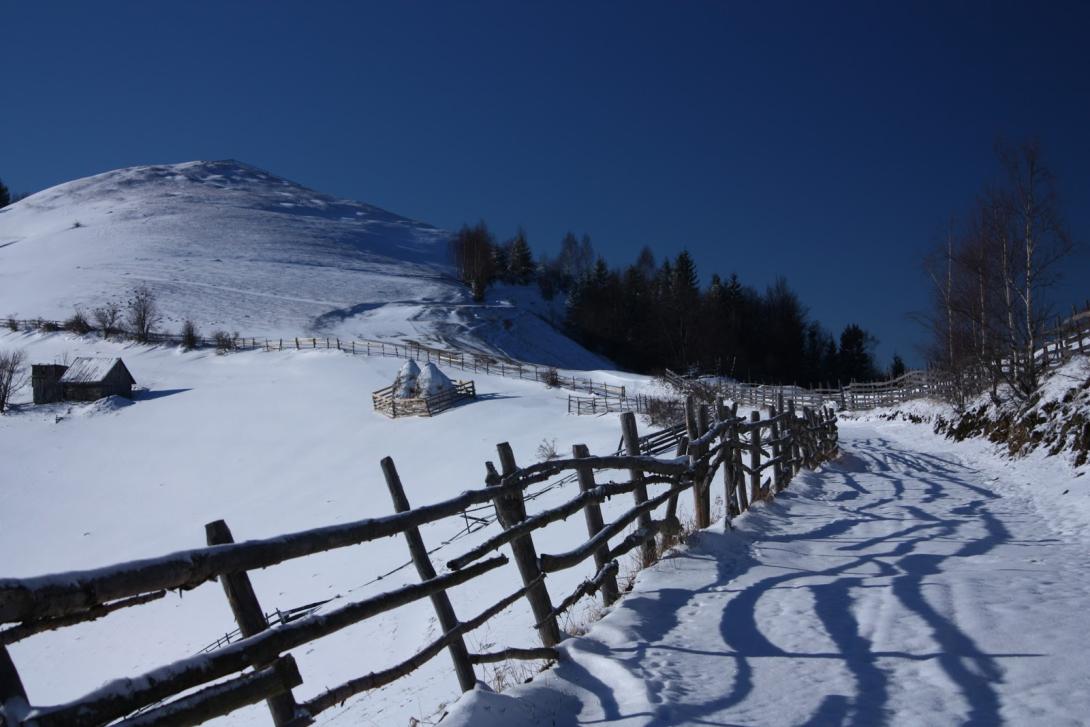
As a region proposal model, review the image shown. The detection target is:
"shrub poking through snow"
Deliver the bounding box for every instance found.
[181,320,200,351]
[92,302,122,339]
[6,317,17,332]
[212,330,235,353]
[64,309,92,335]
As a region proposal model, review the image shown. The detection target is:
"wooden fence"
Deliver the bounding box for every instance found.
[372,381,476,418]
[3,320,627,403]
[0,402,837,727]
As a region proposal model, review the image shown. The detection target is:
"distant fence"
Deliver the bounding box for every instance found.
[3,319,626,402]
[0,400,838,727]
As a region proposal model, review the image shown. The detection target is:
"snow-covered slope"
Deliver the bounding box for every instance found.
[0,330,645,725]
[0,161,608,369]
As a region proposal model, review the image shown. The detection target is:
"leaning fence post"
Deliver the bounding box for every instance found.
[491,443,562,646]
[380,457,476,691]
[620,412,659,565]
[572,444,621,607]
[749,411,762,503]
[205,520,302,726]
[1,644,29,724]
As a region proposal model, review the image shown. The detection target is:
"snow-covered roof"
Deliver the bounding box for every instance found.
[59,357,134,384]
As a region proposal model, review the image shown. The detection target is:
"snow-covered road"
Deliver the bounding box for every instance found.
[445,420,1090,726]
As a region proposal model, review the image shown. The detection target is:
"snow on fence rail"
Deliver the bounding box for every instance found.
[3,319,627,402]
[0,401,837,727]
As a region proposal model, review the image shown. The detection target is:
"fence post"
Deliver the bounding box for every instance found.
[491,443,562,647]
[769,405,784,492]
[682,397,709,529]
[205,520,302,726]
[572,444,621,607]
[696,404,712,526]
[1,644,29,724]
[790,402,802,469]
[380,457,477,692]
[665,434,689,523]
[749,411,762,503]
[620,412,660,564]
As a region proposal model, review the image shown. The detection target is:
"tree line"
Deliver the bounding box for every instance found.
[452,224,889,386]
[921,138,1077,403]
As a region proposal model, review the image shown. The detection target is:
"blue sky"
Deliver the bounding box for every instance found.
[3,1,1088,366]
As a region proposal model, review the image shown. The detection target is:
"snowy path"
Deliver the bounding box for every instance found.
[445,420,1090,726]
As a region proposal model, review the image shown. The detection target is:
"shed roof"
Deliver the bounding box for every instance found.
[59,357,135,385]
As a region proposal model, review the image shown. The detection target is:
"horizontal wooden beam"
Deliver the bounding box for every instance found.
[23,556,506,727]
[111,656,302,727]
[0,591,166,646]
[538,480,687,574]
[301,577,539,719]
[469,647,559,664]
[447,477,671,571]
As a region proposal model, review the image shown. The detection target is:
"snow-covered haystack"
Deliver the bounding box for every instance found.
[393,360,421,399]
[375,360,472,417]
[416,362,454,397]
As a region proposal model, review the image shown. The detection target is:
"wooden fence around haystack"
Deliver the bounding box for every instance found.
[372,381,476,418]
[0,401,837,727]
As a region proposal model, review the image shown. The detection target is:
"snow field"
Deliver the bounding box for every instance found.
[0,330,662,725]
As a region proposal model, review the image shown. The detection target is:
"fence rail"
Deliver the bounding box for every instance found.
[0,399,837,727]
[3,319,626,402]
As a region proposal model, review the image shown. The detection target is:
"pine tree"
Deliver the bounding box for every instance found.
[508,229,535,284]
[838,324,879,382]
[0,178,11,209]
[890,354,907,379]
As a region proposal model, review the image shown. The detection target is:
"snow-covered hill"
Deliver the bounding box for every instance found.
[0,161,607,368]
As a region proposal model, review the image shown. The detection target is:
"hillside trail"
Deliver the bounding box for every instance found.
[443,420,1090,726]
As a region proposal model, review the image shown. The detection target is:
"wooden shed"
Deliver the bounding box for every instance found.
[57,357,136,402]
[31,364,69,405]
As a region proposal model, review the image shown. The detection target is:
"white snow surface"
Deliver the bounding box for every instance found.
[0,160,609,369]
[446,418,1090,726]
[0,331,649,725]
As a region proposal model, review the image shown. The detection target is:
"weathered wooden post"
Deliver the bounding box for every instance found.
[682,397,709,529]
[769,405,784,492]
[665,434,689,523]
[1,644,29,724]
[491,443,562,646]
[205,520,303,726]
[380,457,476,691]
[572,444,621,606]
[696,404,712,524]
[749,411,761,503]
[620,412,659,565]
